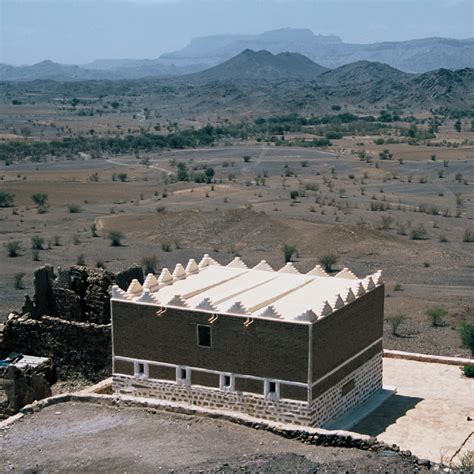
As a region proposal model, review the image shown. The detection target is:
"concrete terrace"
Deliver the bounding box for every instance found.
[111,254,382,323]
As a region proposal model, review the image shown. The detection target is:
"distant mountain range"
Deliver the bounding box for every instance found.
[0,28,473,82]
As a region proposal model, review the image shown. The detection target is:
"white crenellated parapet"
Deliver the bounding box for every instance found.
[227,257,248,269]
[314,301,333,319]
[334,268,358,280]
[226,301,249,314]
[253,260,274,272]
[136,289,160,305]
[111,284,130,301]
[260,305,282,319]
[294,309,318,322]
[278,262,300,274]
[185,259,199,275]
[344,288,356,303]
[307,265,329,277]
[196,297,218,312]
[158,268,173,286]
[172,263,186,280]
[127,279,143,297]
[167,294,188,308]
[143,274,160,293]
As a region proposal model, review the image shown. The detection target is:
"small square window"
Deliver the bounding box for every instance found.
[180,368,187,380]
[220,373,234,391]
[268,381,277,394]
[197,325,211,347]
[265,380,280,400]
[176,366,190,385]
[223,375,231,387]
[138,363,145,376]
[134,361,148,379]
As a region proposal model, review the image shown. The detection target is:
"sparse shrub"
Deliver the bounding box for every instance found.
[243,155,251,163]
[301,160,309,167]
[73,235,81,245]
[156,206,166,213]
[13,272,25,289]
[462,365,474,378]
[439,233,448,243]
[142,255,158,274]
[32,249,40,261]
[53,235,61,246]
[108,230,124,247]
[0,191,15,208]
[319,254,338,273]
[376,215,394,230]
[282,243,297,263]
[31,235,44,250]
[394,283,403,291]
[5,240,21,257]
[290,190,299,201]
[76,254,86,265]
[161,242,171,252]
[426,307,447,327]
[117,173,128,182]
[459,322,474,356]
[31,192,49,211]
[463,229,474,243]
[386,314,407,336]
[91,223,98,237]
[96,259,106,269]
[410,225,429,240]
[67,204,82,213]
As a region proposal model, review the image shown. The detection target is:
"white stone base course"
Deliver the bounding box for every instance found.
[311,352,383,427]
[113,352,383,427]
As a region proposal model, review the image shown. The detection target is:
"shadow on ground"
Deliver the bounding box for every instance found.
[352,394,423,436]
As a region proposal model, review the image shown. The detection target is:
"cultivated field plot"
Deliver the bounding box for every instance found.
[0,143,473,356]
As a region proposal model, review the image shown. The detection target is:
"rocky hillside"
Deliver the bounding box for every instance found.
[188,49,328,81]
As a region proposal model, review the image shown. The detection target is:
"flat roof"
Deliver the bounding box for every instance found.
[111,255,382,324]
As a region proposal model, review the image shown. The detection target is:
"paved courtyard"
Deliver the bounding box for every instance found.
[353,358,474,465]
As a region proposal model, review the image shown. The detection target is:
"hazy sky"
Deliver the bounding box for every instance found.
[1,0,473,65]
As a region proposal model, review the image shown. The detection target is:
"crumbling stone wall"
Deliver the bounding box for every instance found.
[2,263,143,381]
[3,315,111,382]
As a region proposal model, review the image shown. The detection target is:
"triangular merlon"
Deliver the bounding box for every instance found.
[363,277,376,291]
[294,309,318,322]
[226,301,249,315]
[356,282,366,297]
[278,262,299,274]
[307,265,329,277]
[335,268,358,280]
[253,260,274,272]
[127,279,143,296]
[112,285,130,301]
[332,294,345,309]
[185,259,199,275]
[143,273,159,293]
[345,288,356,303]
[198,254,220,269]
[314,301,333,318]
[196,297,218,312]
[226,257,247,269]
[260,305,282,318]
[172,263,186,280]
[167,294,188,308]
[158,268,173,286]
[136,289,160,305]
[369,270,383,285]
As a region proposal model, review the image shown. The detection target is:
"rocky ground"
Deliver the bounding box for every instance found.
[0,401,430,473]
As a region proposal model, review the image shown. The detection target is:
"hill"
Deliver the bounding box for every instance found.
[187,49,328,81]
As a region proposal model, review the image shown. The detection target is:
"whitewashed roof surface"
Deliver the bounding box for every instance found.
[112,255,382,324]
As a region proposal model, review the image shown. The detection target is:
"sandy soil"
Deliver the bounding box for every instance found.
[0,143,473,356]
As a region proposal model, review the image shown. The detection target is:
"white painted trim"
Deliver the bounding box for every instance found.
[264,379,280,401]
[133,360,149,380]
[219,373,235,391]
[311,338,383,388]
[114,355,308,388]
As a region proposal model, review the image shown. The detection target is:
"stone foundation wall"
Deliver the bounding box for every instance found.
[113,351,383,427]
[310,352,383,427]
[113,375,312,425]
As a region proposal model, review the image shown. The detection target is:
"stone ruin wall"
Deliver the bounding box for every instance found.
[2,264,144,381]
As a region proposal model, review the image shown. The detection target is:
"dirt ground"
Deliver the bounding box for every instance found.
[0,401,423,472]
[1,143,473,356]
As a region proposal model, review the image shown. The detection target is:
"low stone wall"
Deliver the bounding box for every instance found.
[2,315,111,382]
[383,349,473,366]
